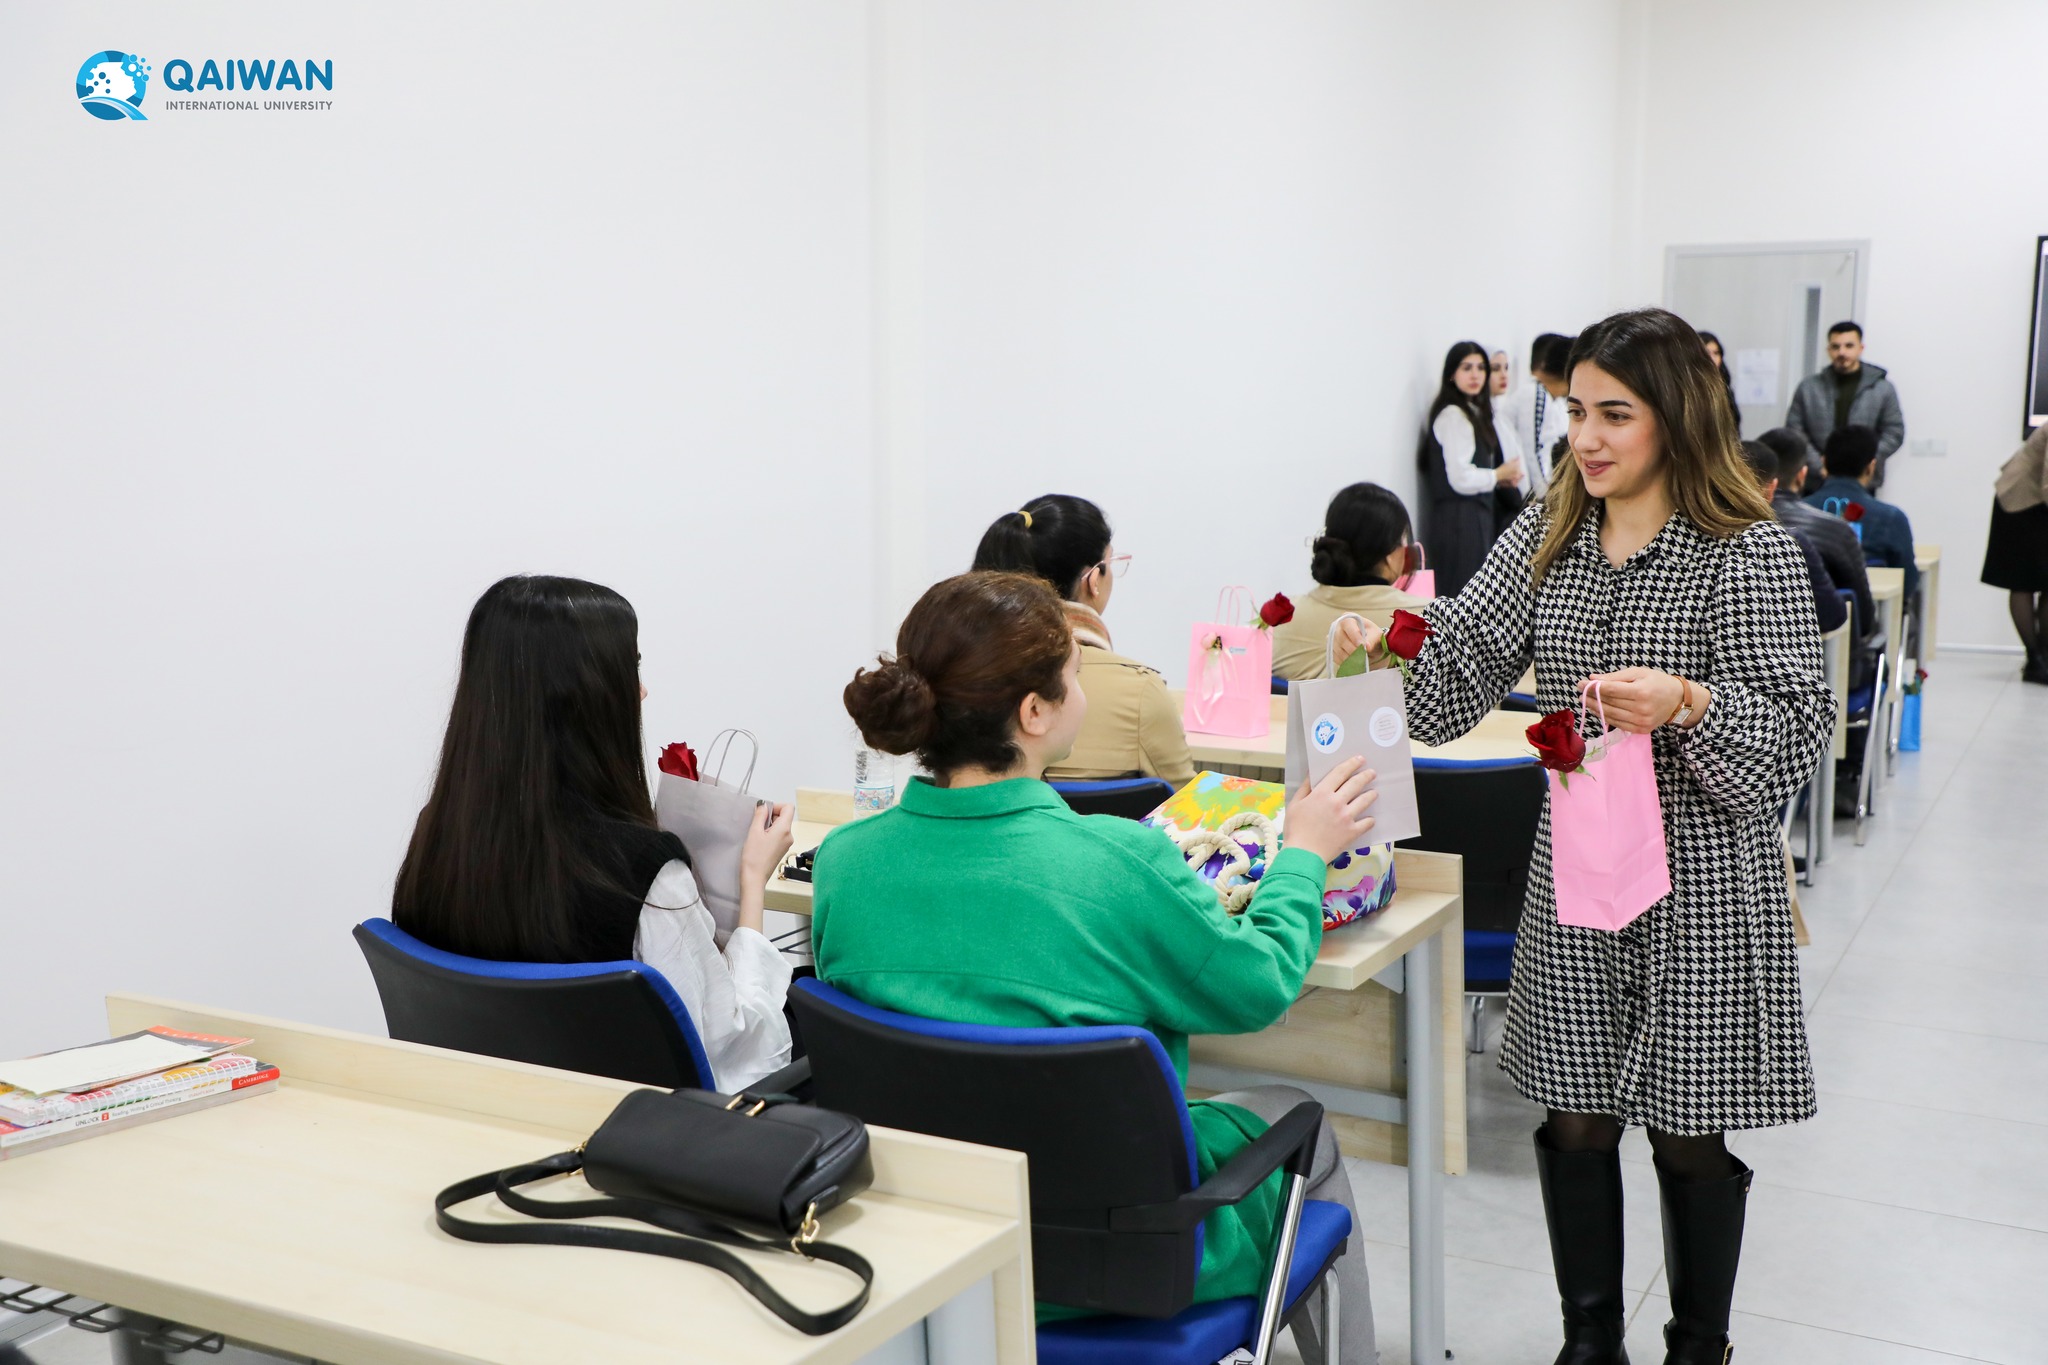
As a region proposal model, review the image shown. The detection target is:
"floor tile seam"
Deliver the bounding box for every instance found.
[1717,1305,2007,1363]
[1747,1167,2048,1238]
[1813,1006,2048,1048]
[1808,1083,2048,1131]
[1806,673,2011,1018]
[1822,946,2048,987]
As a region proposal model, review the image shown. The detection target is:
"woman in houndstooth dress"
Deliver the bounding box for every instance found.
[1356,309,1832,1365]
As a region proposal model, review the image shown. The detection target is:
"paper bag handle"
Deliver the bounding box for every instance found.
[1575,680,1614,739]
[701,729,760,792]
[1324,612,1368,678]
[1211,585,1253,626]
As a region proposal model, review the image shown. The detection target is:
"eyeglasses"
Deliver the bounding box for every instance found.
[1096,554,1132,580]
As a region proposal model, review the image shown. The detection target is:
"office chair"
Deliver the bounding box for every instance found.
[786,978,1350,1365]
[1049,777,1178,820]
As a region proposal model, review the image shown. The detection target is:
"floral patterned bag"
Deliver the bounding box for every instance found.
[1142,771,1395,929]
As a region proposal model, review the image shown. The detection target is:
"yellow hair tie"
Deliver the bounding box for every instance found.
[1017,509,1033,529]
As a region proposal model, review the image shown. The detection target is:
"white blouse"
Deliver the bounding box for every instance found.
[634,859,793,1092]
[1433,406,1529,498]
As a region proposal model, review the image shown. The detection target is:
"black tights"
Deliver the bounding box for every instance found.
[2012,591,2046,654]
[1546,1109,1736,1183]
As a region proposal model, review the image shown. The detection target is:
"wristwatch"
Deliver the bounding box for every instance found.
[1667,678,1696,729]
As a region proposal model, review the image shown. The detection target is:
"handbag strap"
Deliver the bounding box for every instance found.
[434,1151,872,1336]
[1323,612,1368,677]
[701,729,760,791]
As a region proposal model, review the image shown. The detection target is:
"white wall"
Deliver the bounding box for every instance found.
[897,0,1625,680]
[1625,0,2048,649]
[0,2,875,1057]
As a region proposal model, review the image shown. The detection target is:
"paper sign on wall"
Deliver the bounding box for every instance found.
[1282,669,1421,844]
[1733,348,1781,407]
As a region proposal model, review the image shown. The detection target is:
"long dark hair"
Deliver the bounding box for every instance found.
[1530,308,1772,587]
[845,572,1073,777]
[1419,340,1501,470]
[1698,330,1741,424]
[1310,483,1413,587]
[970,494,1112,601]
[393,575,659,960]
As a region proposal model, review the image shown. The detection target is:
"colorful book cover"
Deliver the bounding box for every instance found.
[0,1053,263,1128]
[0,1065,280,1157]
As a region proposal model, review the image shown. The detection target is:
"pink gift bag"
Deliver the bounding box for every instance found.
[1183,587,1273,738]
[1548,683,1672,931]
[1393,543,1437,600]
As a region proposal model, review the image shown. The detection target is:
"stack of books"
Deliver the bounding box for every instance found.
[0,1026,280,1160]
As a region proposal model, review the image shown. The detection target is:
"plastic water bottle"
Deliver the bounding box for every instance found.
[854,748,896,812]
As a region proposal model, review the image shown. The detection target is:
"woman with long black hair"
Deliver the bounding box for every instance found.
[1357,310,1832,1363]
[1420,339,1527,595]
[392,575,798,1091]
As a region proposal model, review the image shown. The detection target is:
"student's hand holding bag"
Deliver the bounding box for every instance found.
[734,802,796,934]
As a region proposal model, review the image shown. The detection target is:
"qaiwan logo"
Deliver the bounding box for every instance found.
[76,51,153,121]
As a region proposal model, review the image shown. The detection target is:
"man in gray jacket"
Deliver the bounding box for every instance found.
[1785,321,1905,488]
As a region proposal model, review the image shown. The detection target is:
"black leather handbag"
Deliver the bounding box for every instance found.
[434,1087,875,1334]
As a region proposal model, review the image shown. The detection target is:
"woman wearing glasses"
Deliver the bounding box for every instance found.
[971,495,1196,786]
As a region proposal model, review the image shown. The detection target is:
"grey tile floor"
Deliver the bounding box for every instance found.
[1329,651,2048,1364]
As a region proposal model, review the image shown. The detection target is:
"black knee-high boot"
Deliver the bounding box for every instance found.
[1534,1127,1631,1365]
[1656,1154,1752,1363]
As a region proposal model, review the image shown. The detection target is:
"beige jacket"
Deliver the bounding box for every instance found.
[1995,424,2048,513]
[1046,603,1198,787]
[1270,583,1429,681]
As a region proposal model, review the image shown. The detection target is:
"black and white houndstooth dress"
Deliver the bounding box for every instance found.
[1406,504,1833,1134]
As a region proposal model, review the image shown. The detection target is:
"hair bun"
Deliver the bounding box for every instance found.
[1309,535,1356,586]
[843,656,938,755]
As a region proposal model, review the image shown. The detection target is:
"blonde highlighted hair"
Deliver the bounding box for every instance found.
[1531,308,1774,588]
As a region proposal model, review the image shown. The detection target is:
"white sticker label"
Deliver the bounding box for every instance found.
[1310,712,1344,753]
[1368,706,1403,747]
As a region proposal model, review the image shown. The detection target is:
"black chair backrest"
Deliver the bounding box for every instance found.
[789,979,1204,1318]
[352,920,711,1089]
[1404,761,1545,934]
[1048,777,1178,820]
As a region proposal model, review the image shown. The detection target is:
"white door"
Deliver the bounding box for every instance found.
[1664,242,1868,439]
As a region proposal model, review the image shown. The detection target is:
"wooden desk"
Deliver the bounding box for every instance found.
[0,997,1032,1365]
[1914,543,1941,663]
[1869,567,1907,776]
[1172,694,1535,775]
[769,790,1463,1365]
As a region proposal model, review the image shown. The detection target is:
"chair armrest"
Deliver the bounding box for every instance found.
[753,1056,813,1100]
[1108,1100,1323,1233]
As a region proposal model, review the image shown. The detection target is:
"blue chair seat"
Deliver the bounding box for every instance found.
[1037,1199,1352,1365]
[1048,777,1178,820]
[1847,683,1875,714]
[1465,929,1515,991]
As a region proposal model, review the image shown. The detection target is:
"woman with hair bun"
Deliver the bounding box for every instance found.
[971,494,1195,785]
[814,571,1381,1365]
[1271,482,1428,680]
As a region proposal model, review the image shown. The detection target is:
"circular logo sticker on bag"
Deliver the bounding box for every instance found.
[1368,706,1403,747]
[1311,713,1344,752]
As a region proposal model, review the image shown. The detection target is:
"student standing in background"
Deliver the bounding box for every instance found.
[1271,482,1427,680]
[1699,331,1742,432]
[1785,322,1905,489]
[1981,422,2048,683]
[1491,348,1513,397]
[971,494,1196,784]
[1419,341,1527,595]
[1506,333,1574,499]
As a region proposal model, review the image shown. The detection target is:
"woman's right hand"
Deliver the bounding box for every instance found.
[1495,458,1525,486]
[1331,615,1384,670]
[1285,756,1379,863]
[738,801,797,888]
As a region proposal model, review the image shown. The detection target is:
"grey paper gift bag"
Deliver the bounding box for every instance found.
[1283,614,1422,844]
[652,729,764,947]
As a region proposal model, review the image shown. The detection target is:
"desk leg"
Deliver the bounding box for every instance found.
[1404,930,1446,1365]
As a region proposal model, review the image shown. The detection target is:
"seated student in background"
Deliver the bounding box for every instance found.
[1760,425,1875,645]
[814,570,1379,1365]
[1272,482,1427,680]
[1741,441,1846,634]
[391,575,797,1092]
[1805,424,1919,595]
[972,495,1196,785]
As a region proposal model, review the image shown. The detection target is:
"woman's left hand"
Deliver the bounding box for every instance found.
[1582,667,1686,734]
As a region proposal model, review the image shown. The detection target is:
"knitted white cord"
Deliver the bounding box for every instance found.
[1171,811,1280,913]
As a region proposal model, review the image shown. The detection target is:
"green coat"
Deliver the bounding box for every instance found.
[811,777,1327,1313]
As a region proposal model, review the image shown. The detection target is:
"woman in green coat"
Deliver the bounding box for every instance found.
[813,570,1381,1365]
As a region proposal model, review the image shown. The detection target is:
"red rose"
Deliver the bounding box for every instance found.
[1258,592,1294,629]
[1384,609,1431,661]
[657,742,700,780]
[1526,710,1587,773]
[1842,502,1865,523]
